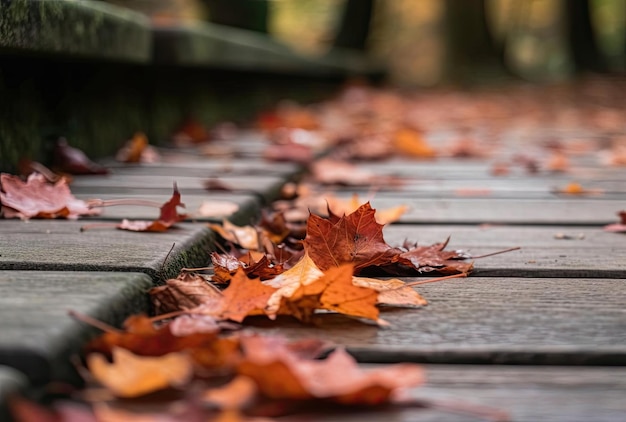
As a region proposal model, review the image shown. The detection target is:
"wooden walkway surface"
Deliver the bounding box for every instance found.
[253,132,626,420]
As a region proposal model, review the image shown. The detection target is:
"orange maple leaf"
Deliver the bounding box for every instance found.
[88,347,194,398]
[280,264,380,323]
[207,268,278,323]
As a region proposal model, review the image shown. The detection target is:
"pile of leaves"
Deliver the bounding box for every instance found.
[11,313,427,421]
[149,202,477,330]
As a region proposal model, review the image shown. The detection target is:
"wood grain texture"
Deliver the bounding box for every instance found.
[247,277,626,364]
[291,365,626,421]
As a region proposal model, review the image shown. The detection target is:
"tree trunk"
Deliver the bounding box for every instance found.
[442,0,508,83]
[332,0,374,51]
[563,0,608,72]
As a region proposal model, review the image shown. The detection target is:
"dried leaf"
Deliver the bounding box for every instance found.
[352,276,428,307]
[393,128,436,158]
[196,200,240,218]
[263,252,324,316]
[150,272,222,314]
[116,132,160,163]
[208,268,278,323]
[116,184,187,232]
[52,138,109,175]
[0,173,100,220]
[210,220,260,250]
[281,264,380,323]
[393,238,474,275]
[304,202,399,273]
[604,211,626,233]
[87,347,194,397]
[238,339,424,405]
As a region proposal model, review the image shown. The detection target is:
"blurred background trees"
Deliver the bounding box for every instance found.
[105,0,625,85]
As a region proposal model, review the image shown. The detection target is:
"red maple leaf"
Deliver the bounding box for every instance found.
[117,184,187,232]
[303,202,399,273]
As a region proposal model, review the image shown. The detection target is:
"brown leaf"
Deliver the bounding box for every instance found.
[52,138,109,175]
[85,314,218,358]
[210,220,260,250]
[393,238,474,275]
[304,202,399,273]
[352,276,428,307]
[150,272,222,314]
[326,194,408,224]
[238,339,424,405]
[0,173,101,220]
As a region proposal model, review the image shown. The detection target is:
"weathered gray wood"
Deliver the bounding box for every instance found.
[75,192,261,224]
[104,159,300,178]
[0,271,151,384]
[0,221,213,280]
[70,174,286,198]
[247,277,626,365]
[0,0,151,62]
[300,365,626,422]
[348,196,626,225]
[380,225,626,278]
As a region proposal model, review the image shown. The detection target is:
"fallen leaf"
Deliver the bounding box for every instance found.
[0,173,101,220]
[87,347,194,397]
[262,252,324,316]
[210,220,260,250]
[604,211,626,233]
[352,276,428,307]
[202,376,258,410]
[172,117,210,145]
[310,159,379,186]
[207,268,278,323]
[85,314,218,358]
[393,238,474,275]
[196,200,240,218]
[553,182,603,196]
[325,194,408,225]
[238,340,424,405]
[150,272,222,314]
[116,184,187,232]
[546,151,569,172]
[52,138,109,175]
[263,143,313,164]
[280,264,380,323]
[304,202,399,273]
[116,132,160,163]
[393,128,436,158]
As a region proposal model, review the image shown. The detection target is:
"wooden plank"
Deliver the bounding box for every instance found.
[247,277,626,365]
[343,196,626,225]
[298,365,626,422]
[380,225,626,278]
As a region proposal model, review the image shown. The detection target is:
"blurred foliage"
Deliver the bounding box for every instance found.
[103,0,625,85]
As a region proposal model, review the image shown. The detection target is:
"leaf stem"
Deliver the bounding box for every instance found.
[79,222,120,232]
[87,198,163,209]
[471,246,521,259]
[403,272,467,288]
[68,310,122,333]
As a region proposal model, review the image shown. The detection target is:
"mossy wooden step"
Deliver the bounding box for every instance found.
[0,0,151,62]
[0,271,151,385]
